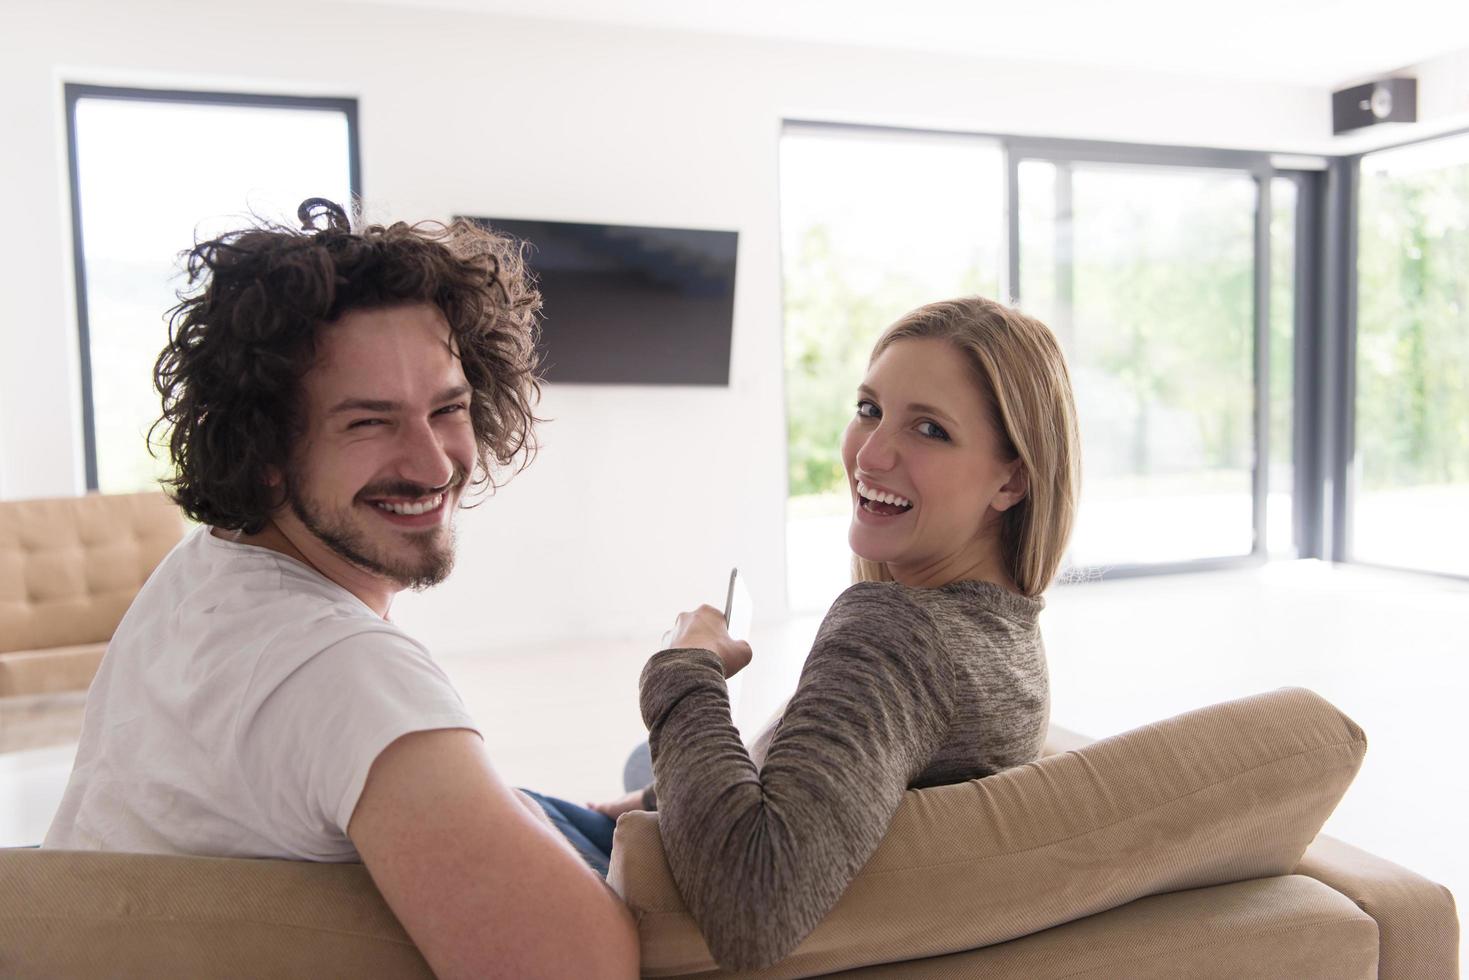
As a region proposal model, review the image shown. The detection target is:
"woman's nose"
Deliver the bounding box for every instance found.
[855,424,898,473]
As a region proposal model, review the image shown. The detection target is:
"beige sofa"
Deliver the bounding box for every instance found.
[1,687,1458,978]
[0,491,185,697]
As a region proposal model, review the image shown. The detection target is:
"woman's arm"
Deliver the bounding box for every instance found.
[640,583,955,970]
[592,696,793,817]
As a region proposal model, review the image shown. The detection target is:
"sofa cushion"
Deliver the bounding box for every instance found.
[609,686,1367,978]
[0,642,107,697]
[840,875,1378,980]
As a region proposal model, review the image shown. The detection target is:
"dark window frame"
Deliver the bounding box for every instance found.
[63,83,362,491]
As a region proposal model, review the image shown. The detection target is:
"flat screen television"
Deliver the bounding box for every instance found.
[462,216,738,385]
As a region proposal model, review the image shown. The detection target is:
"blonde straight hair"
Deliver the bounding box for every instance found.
[850,297,1081,598]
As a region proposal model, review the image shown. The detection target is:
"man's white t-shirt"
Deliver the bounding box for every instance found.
[43,526,480,861]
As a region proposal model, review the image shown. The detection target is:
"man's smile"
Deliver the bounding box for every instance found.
[370,492,446,516]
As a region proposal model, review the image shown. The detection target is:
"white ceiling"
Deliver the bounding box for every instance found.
[337,0,1469,88]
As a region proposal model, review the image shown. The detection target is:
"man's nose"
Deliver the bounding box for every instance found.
[396,418,456,490]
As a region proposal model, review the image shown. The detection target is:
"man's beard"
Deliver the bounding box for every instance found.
[287,477,458,592]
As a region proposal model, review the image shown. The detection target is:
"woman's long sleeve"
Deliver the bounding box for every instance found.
[639,583,956,970]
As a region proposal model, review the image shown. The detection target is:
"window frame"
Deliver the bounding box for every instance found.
[1331,124,1469,582]
[783,120,1296,580]
[1004,136,1277,578]
[63,83,362,491]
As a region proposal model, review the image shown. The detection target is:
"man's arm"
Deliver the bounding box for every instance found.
[348,729,639,980]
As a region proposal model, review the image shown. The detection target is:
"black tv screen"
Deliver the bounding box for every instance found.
[463,216,738,385]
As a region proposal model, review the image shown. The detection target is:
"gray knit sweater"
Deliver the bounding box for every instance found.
[639,578,1049,970]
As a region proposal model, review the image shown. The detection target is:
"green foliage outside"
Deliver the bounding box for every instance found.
[782,226,997,498]
[1357,161,1469,491]
[785,179,1258,502]
[1067,198,1254,475]
[1270,183,1296,474]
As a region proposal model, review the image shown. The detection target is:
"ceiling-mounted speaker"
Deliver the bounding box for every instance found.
[1332,77,1417,135]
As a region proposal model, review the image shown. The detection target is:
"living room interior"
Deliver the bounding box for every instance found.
[1,0,1466,974]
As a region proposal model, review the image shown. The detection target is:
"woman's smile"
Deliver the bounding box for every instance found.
[854,479,915,521]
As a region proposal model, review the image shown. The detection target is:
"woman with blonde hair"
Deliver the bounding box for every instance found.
[579,296,1080,969]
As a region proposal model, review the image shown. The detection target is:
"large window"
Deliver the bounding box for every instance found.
[1017,159,1261,567]
[66,86,358,493]
[779,124,1293,608]
[1354,132,1469,576]
[780,127,1004,609]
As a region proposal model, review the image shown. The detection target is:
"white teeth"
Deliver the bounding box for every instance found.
[375,493,444,516]
[856,481,911,509]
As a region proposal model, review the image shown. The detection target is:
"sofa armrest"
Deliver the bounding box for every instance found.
[1047,723,1459,980]
[1295,834,1459,980]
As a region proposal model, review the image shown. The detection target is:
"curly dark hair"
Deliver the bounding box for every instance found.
[152,199,543,533]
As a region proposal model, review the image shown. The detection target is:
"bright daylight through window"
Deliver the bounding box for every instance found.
[1268,176,1297,558]
[781,126,1283,609]
[1019,161,1259,568]
[779,128,1004,610]
[69,90,354,493]
[1354,131,1469,577]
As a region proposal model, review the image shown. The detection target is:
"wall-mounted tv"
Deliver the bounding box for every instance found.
[462,216,738,386]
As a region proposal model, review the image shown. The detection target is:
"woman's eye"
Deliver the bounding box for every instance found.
[917,421,950,441]
[856,400,880,419]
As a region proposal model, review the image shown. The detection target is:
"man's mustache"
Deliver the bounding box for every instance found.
[356,471,466,501]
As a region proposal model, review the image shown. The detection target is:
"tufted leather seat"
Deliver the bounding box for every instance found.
[0,492,186,696]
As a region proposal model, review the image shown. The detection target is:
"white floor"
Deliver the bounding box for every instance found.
[4,559,1464,962]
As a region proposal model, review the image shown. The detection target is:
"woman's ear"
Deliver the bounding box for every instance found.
[991,462,1029,513]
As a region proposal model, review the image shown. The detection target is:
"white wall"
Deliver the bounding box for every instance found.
[1,0,1341,651]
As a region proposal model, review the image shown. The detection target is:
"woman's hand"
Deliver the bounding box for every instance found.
[587,789,647,819]
[664,604,753,678]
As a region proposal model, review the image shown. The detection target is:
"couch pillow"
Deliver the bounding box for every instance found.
[609,686,1367,979]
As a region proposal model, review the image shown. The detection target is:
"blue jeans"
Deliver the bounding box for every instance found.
[518,789,616,878]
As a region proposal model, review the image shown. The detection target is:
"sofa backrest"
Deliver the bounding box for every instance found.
[0,492,186,653]
[610,686,1369,978]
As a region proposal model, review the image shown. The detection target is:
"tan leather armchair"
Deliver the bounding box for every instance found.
[0,491,185,697]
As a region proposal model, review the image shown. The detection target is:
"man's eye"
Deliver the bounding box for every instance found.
[856,400,880,419]
[435,403,468,416]
[348,418,385,429]
[917,421,950,441]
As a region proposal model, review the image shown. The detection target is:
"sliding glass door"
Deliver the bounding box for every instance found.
[1016,158,1263,567]
[1353,132,1469,577]
[779,125,1296,606]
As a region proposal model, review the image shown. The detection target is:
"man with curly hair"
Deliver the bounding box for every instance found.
[44,200,638,978]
